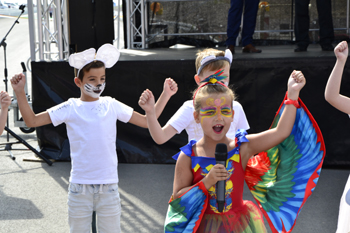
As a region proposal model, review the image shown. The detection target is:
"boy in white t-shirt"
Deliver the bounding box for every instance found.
[139,48,249,144]
[10,44,177,233]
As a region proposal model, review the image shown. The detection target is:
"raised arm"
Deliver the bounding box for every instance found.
[128,78,178,128]
[11,73,52,127]
[138,89,177,143]
[0,91,11,135]
[325,41,350,114]
[242,71,306,162]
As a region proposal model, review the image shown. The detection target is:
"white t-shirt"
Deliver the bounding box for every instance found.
[167,100,249,141]
[47,97,133,184]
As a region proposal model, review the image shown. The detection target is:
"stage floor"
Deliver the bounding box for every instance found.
[0,146,348,233]
[119,44,336,61]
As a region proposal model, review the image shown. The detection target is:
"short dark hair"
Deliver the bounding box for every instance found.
[75,60,105,80]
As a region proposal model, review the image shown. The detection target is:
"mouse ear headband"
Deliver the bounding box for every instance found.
[68,44,120,77]
[197,49,233,76]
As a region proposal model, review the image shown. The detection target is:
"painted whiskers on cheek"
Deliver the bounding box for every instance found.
[199,97,233,124]
[83,82,106,98]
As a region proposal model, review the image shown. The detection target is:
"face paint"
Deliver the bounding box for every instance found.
[83,82,106,98]
[199,97,233,123]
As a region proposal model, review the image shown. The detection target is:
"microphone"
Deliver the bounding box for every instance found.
[215,143,227,212]
[21,62,26,72]
[20,62,28,96]
[19,4,25,12]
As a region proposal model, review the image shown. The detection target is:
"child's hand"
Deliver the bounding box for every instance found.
[334,41,348,62]
[10,73,26,92]
[0,91,11,109]
[138,89,155,113]
[163,78,178,97]
[203,164,229,189]
[287,70,306,100]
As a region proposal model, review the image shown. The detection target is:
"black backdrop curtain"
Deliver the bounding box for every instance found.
[31,56,350,168]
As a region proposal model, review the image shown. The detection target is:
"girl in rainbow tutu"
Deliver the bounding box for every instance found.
[140,68,325,232]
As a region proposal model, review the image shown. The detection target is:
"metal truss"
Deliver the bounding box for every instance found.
[126,0,146,48]
[125,0,350,49]
[27,0,69,63]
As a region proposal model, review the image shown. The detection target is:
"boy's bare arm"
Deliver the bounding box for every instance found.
[154,78,178,118]
[0,109,7,135]
[146,118,178,144]
[130,84,176,128]
[11,74,52,127]
[138,89,178,144]
[325,41,350,114]
[0,91,11,135]
[130,78,178,130]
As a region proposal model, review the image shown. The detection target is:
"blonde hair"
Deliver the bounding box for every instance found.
[195,48,230,75]
[192,84,236,113]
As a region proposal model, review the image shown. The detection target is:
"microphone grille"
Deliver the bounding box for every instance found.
[21,62,26,72]
[216,143,227,153]
[215,143,227,162]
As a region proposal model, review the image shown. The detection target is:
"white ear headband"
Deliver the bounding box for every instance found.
[197,49,233,75]
[68,44,120,77]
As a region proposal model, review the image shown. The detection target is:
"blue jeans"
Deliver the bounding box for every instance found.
[226,0,259,47]
[68,183,121,233]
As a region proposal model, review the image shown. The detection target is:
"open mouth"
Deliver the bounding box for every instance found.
[93,90,101,94]
[213,124,224,134]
